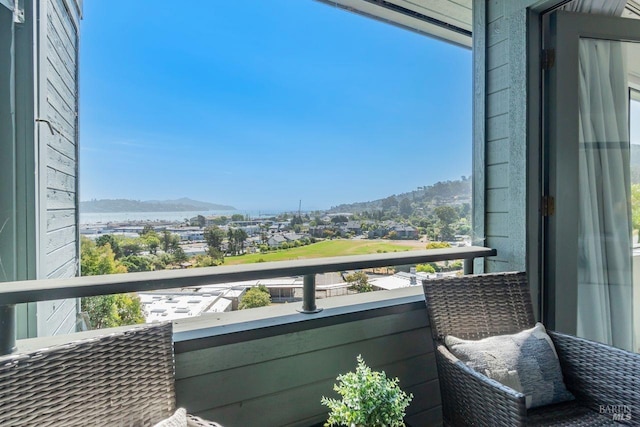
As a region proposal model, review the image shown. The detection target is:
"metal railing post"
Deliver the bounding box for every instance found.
[298,274,322,314]
[0,304,16,355]
[463,258,474,275]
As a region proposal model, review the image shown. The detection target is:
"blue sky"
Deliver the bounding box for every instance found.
[80,0,472,211]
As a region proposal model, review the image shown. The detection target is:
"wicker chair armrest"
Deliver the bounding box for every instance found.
[186,414,225,427]
[549,330,640,413]
[436,344,528,426]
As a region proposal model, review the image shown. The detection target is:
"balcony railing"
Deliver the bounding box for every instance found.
[0,246,495,355]
[2,246,496,425]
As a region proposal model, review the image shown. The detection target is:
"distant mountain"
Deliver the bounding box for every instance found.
[328,178,471,213]
[80,198,236,213]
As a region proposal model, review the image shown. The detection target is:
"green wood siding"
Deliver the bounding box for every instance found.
[175,301,440,427]
[35,0,81,336]
[476,0,547,274]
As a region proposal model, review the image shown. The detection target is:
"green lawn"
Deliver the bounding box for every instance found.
[223,239,420,265]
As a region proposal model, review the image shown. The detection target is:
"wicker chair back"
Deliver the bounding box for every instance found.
[0,322,175,427]
[422,272,536,341]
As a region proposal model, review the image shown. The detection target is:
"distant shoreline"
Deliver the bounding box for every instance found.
[80,209,282,224]
[80,198,236,213]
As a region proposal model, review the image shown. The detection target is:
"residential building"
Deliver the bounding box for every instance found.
[267,234,287,248]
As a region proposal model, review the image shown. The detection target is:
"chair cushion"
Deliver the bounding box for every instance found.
[153,408,187,427]
[445,322,574,409]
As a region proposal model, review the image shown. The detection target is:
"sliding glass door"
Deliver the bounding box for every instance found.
[545,11,640,352]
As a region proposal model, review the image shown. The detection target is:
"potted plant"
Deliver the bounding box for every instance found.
[321,355,413,427]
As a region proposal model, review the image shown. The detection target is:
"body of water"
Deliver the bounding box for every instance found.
[80,210,288,224]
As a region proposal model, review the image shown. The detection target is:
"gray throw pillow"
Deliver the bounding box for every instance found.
[445,323,574,409]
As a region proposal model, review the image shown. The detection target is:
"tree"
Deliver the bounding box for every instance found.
[161,230,180,253]
[193,254,220,267]
[416,264,436,273]
[439,224,456,241]
[434,205,459,226]
[140,232,160,254]
[81,293,145,329]
[120,255,154,272]
[239,285,271,309]
[81,237,127,276]
[290,215,303,226]
[231,213,245,221]
[345,271,373,293]
[172,246,188,264]
[95,234,123,259]
[381,196,398,210]
[204,226,225,252]
[227,228,236,255]
[197,215,206,228]
[120,238,143,257]
[234,228,248,254]
[80,237,144,329]
[399,198,412,217]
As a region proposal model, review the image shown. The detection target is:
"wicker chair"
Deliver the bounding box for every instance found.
[422,272,640,426]
[0,322,221,427]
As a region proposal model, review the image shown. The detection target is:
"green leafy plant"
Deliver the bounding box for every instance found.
[321,355,413,427]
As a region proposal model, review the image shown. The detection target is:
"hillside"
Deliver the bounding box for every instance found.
[80,198,236,213]
[328,178,471,213]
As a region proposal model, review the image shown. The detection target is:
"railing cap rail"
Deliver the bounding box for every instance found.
[0,246,495,305]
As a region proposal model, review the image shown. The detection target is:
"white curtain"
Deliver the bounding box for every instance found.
[577,38,633,350]
[562,0,627,15]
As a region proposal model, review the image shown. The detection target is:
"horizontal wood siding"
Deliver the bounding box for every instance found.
[47,209,75,232]
[40,0,79,336]
[175,303,440,427]
[482,0,536,273]
[36,298,77,336]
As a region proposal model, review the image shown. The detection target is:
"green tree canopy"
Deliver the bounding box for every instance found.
[399,198,412,217]
[172,246,188,264]
[193,254,221,267]
[239,285,271,309]
[120,238,143,257]
[345,271,373,293]
[160,230,181,253]
[416,264,436,274]
[231,213,245,221]
[204,226,225,252]
[81,237,127,275]
[80,237,144,330]
[140,232,160,254]
[120,255,154,272]
[95,234,123,259]
[81,293,145,329]
[434,205,459,226]
[381,196,398,210]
